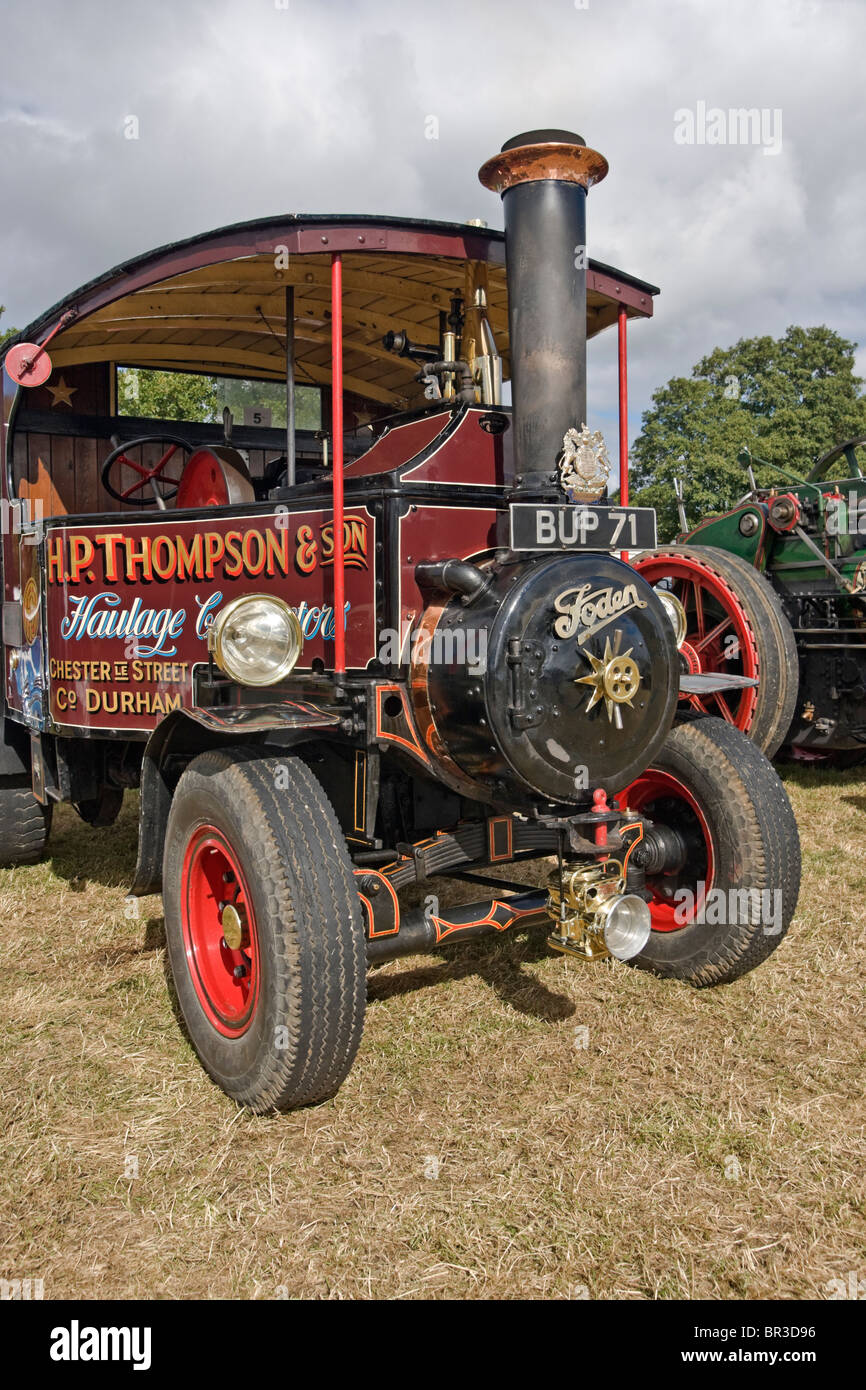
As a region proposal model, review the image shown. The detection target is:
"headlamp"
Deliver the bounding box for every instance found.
[208,594,303,687]
[598,893,652,961]
[655,588,687,648]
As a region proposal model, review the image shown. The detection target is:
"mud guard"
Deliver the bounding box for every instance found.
[131,701,344,895]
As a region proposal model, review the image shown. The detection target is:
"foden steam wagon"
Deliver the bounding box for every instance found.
[1,131,800,1110]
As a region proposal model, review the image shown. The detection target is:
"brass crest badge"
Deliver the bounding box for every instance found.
[557,425,611,503]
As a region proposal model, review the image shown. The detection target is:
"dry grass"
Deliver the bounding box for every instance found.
[1,766,864,1300]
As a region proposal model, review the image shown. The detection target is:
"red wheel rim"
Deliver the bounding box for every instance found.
[618,770,715,932]
[181,826,261,1036]
[634,555,759,732]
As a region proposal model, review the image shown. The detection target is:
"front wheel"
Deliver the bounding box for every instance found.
[618,717,800,986]
[163,748,366,1111]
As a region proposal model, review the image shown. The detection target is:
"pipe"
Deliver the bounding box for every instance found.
[285,285,295,488]
[618,302,629,558]
[414,558,489,601]
[419,360,475,404]
[331,253,346,675]
[479,130,608,499]
[366,890,548,963]
[382,329,440,361]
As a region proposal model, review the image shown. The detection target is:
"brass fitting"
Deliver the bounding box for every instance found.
[546,859,625,962]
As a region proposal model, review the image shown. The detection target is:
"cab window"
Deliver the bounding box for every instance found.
[115,367,322,431]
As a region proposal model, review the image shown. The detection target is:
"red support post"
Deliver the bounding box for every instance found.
[330,253,346,675]
[617,305,631,564]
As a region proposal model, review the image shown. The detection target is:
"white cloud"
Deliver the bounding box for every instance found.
[2,0,864,436]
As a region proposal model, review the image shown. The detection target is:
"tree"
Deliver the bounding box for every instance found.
[630,325,866,539]
[0,305,18,350]
[218,376,322,432]
[116,366,321,431]
[117,367,220,422]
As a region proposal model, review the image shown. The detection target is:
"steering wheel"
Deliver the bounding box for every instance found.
[807,435,866,483]
[101,434,193,507]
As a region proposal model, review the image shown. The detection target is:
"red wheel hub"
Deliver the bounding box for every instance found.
[176,449,232,507]
[618,769,714,932]
[634,554,759,733]
[181,827,260,1036]
[679,640,701,674]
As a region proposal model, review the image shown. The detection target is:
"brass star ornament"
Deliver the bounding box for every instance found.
[575,631,642,730]
[46,375,77,408]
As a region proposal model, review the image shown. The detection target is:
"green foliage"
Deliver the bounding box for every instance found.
[218,377,322,432]
[0,305,18,349]
[117,367,220,422]
[117,367,321,432]
[631,325,866,539]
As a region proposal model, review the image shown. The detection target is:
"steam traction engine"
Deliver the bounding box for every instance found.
[0,131,800,1112]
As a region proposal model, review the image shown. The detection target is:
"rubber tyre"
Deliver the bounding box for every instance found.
[704,547,800,755]
[163,748,366,1111]
[632,545,798,758]
[621,717,800,986]
[0,782,52,867]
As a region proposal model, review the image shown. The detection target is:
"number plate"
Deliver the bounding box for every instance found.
[509,503,657,552]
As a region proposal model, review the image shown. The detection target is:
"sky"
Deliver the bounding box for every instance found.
[1,0,864,445]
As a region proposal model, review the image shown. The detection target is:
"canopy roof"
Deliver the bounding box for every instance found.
[9,215,659,411]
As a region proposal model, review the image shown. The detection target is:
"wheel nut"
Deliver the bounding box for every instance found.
[233,963,248,980]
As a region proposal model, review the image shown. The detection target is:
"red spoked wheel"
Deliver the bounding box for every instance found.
[619,768,713,932]
[633,550,758,729]
[632,546,798,758]
[163,749,366,1111]
[181,827,260,1037]
[617,717,800,986]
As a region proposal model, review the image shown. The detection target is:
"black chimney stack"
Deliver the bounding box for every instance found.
[479,129,608,498]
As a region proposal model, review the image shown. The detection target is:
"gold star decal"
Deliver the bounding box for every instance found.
[46,375,76,408]
[575,631,642,730]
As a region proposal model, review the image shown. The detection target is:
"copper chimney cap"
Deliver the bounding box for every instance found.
[479,128,608,195]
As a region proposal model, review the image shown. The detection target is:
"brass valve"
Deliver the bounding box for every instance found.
[547,859,625,961]
[547,855,652,964]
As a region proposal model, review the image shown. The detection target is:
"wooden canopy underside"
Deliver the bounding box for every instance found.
[45,249,655,411]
